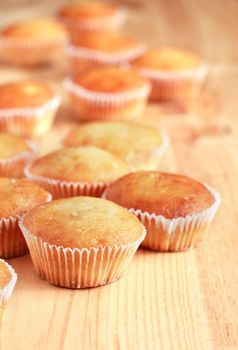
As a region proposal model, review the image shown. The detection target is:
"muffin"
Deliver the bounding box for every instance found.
[0,133,35,177]
[24,146,130,198]
[0,18,67,66]
[0,80,60,137]
[104,171,221,251]
[58,1,127,41]
[64,67,150,122]
[0,259,17,321]
[63,122,169,170]
[0,178,51,258]
[65,33,145,74]
[19,196,146,288]
[131,47,208,102]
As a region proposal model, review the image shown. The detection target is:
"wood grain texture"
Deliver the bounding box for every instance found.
[0,0,238,349]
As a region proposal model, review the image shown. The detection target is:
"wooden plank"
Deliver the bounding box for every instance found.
[0,1,238,349]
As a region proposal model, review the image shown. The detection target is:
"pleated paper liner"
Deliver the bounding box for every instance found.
[126,133,170,171]
[133,64,209,102]
[0,259,17,305]
[127,184,221,252]
[65,43,146,74]
[19,221,146,289]
[0,96,61,137]
[0,37,66,66]
[64,78,151,122]
[24,165,111,199]
[0,140,36,178]
[0,193,52,259]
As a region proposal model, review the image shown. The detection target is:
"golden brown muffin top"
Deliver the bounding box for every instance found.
[27,146,130,183]
[63,122,163,162]
[0,133,32,160]
[0,260,12,288]
[22,196,144,249]
[73,67,148,93]
[58,2,120,20]
[72,33,141,53]
[105,171,215,219]
[132,47,201,71]
[0,81,54,109]
[0,178,51,218]
[1,18,66,41]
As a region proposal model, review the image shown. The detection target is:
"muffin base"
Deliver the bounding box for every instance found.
[0,38,66,66]
[0,140,35,177]
[128,184,221,252]
[19,221,146,288]
[64,78,151,122]
[65,43,146,74]
[24,165,110,199]
[0,259,17,305]
[0,96,61,137]
[0,194,52,258]
[134,64,209,102]
[0,216,28,258]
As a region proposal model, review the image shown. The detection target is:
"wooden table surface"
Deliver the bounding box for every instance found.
[0,1,238,349]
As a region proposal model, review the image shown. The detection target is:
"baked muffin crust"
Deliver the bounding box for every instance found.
[22,196,144,249]
[0,81,54,109]
[1,18,66,41]
[72,67,148,93]
[58,2,120,20]
[0,178,51,218]
[63,122,163,162]
[27,146,130,183]
[0,133,31,159]
[0,260,12,288]
[72,33,141,53]
[105,171,215,219]
[132,47,201,71]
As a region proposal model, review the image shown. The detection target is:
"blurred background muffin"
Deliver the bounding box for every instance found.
[65,33,145,74]
[0,80,60,137]
[64,121,169,170]
[64,67,150,121]
[57,1,127,42]
[131,47,208,103]
[0,18,67,66]
[0,133,35,177]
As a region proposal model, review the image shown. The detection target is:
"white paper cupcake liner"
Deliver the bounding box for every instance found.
[64,78,151,121]
[65,42,146,67]
[64,78,150,102]
[19,220,146,288]
[24,164,111,199]
[0,96,61,137]
[0,216,27,258]
[134,63,209,101]
[0,140,36,177]
[127,184,221,251]
[0,193,52,258]
[0,37,66,48]
[0,259,17,305]
[59,8,127,32]
[0,37,66,65]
